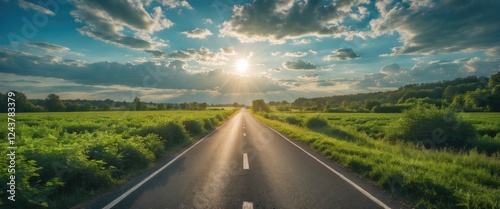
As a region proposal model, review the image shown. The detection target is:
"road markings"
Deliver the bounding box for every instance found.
[244,133,246,137]
[253,117,391,209]
[242,201,253,209]
[102,119,233,209]
[243,153,249,169]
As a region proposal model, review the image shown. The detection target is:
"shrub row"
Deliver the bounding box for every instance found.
[0,111,232,208]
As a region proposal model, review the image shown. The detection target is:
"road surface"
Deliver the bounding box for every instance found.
[80,109,408,209]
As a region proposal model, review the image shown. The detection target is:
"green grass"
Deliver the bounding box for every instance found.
[253,111,500,209]
[0,110,236,209]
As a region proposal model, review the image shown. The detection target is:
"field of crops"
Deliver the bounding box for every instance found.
[254,111,500,208]
[0,110,235,208]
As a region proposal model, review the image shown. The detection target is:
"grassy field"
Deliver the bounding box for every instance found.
[0,110,235,209]
[254,111,500,208]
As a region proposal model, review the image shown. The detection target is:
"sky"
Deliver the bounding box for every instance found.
[1,0,499,105]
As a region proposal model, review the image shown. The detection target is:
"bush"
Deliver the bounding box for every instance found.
[183,119,204,136]
[305,116,329,129]
[119,143,153,171]
[164,122,188,145]
[372,105,412,113]
[386,105,477,149]
[284,116,302,125]
[203,118,214,130]
[135,122,188,146]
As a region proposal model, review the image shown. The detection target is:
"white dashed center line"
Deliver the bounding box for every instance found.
[243,133,246,137]
[242,201,253,209]
[243,153,249,170]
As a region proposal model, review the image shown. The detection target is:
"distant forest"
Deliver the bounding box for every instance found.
[0,92,240,113]
[2,72,499,113]
[265,72,500,113]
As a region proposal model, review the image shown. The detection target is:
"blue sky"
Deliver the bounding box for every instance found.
[1,0,499,104]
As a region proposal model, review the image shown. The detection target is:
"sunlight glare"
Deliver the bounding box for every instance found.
[236,59,249,73]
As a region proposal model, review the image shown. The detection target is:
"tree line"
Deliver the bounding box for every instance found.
[0,92,212,112]
[262,72,500,113]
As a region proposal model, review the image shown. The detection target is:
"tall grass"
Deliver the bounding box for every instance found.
[252,112,500,209]
[0,110,236,209]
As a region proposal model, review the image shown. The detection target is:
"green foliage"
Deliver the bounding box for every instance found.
[284,116,302,125]
[366,101,381,111]
[372,104,412,113]
[290,74,497,113]
[305,116,328,129]
[386,105,477,148]
[45,94,66,112]
[252,99,270,112]
[251,112,500,209]
[489,72,500,88]
[182,119,204,136]
[0,110,233,208]
[203,118,214,130]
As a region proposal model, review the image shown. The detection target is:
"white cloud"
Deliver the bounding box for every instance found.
[18,0,55,16]
[158,0,192,9]
[21,42,69,53]
[324,48,360,61]
[370,0,500,56]
[203,18,213,24]
[291,39,311,45]
[69,0,171,57]
[284,51,308,57]
[220,0,368,43]
[181,28,213,39]
[168,47,234,65]
[282,59,317,70]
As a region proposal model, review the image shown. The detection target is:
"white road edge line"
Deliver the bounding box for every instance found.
[102,118,233,209]
[242,201,253,209]
[253,117,391,209]
[243,153,249,170]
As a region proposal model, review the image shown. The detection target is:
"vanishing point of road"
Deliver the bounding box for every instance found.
[80,109,409,209]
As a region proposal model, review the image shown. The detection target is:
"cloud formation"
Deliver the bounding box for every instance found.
[21,42,69,53]
[181,28,213,39]
[69,0,171,57]
[283,59,317,70]
[0,48,286,94]
[167,47,235,65]
[355,57,500,89]
[18,0,55,16]
[284,51,308,57]
[157,0,192,9]
[220,0,368,43]
[370,0,500,56]
[299,74,319,80]
[323,48,360,61]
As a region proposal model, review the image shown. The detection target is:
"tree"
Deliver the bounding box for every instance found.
[200,102,208,110]
[157,104,166,110]
[252,99,270,112]
[365,101,381,110]
[132,97,146,111]
[0,92,5,112]
[191,102,200,110]
[102,104,112,111]
[81,102,92,111]
[489,85,500,111]
[489,72,500,88]
[45,94,66,112]
[443,86,458,101]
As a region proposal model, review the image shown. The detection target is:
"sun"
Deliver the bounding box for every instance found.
[236,58,249,73]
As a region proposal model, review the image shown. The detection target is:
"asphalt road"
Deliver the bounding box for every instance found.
[81,109,408,209]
